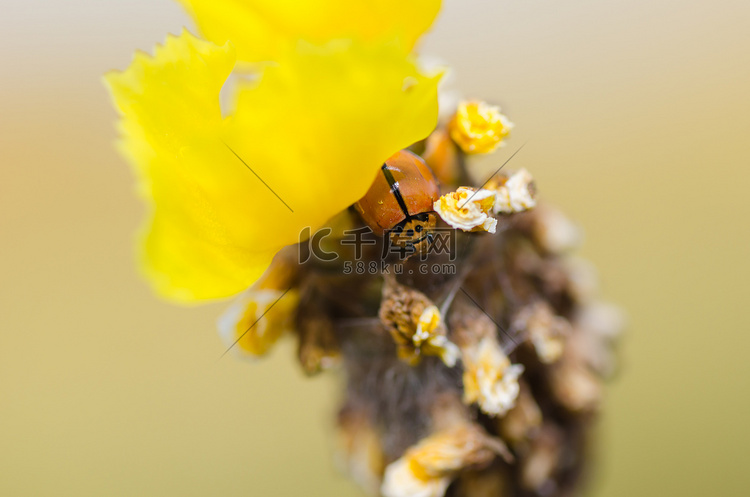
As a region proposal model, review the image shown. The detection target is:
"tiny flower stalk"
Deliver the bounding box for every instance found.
[106,1,622,496]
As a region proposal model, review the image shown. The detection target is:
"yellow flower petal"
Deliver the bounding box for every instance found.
[433,187,497,233]
[177,0,441,62]
[105,31,264,302]
[105,31,440,302]
[224,39,441,258]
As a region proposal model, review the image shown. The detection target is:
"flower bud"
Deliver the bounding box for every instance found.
[379,275,460,366]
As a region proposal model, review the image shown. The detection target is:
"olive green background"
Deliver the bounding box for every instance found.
[2,0,748,495]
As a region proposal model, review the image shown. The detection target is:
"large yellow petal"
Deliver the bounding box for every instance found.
[224,38,441,246]
[106,31,440,303]
[176,0,441,62]
[105,31,275,302]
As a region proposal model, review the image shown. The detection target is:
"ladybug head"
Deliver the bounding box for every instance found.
[388,212,437,257]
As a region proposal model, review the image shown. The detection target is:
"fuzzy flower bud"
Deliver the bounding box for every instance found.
[296,311,340,375]
[498,382,543,445]
[434,187,497,233]
[531,204,582,254]
[520,425,563,491]
[571,301,625,377]
[550,356,601,413]
[380,275,460,367]
[449,100,513,154]
[514,302,570,364]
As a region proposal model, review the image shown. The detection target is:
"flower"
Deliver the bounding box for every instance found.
[530,204,582,254]
[217,248,300,356]
[177,0,441,63]
[105,3,441,302]
[433,187,497,232]
[218,287,300,356]
[449,303,524,416]
[381,423,509,497]
[462,336,525,416]
[519,425,563,491]
[448,100,513,154]
[514,302,570,364]
[549,353,601,413]
[107,5,623,497]
[571,301,625,376]
[497,382,543,445]
[488,168,537,214]
[379,274,460,366]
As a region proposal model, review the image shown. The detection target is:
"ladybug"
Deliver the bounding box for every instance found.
[355,150,440,255]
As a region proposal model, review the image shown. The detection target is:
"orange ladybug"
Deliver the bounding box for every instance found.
[355,150,440,254]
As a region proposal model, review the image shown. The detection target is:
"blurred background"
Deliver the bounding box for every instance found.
[1,0,748,495]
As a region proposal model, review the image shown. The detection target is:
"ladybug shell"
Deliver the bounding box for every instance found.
[355,150,440,236]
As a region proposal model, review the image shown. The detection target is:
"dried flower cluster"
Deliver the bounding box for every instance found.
[220,104,622,496]
[106,2,622,495]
